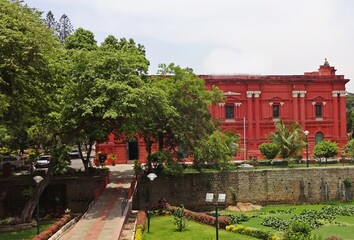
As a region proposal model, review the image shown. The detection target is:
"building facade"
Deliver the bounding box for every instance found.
[97,61,349,163]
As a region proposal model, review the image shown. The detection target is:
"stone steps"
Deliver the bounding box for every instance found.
[119,211,137,240]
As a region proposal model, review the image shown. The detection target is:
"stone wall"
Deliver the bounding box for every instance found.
[133,167,354,211]
[0,173,106,217]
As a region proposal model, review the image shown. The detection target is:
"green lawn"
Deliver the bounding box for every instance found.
[143,215,258,240]
[220,202,354,239]
[0,220,55,240]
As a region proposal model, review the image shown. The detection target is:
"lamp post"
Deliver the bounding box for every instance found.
[304,130,309,167]
[147,172,157,233]
[206,193,226,240]
[33,175,44,235]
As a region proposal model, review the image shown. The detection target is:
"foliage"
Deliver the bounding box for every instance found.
[283,221,322,240]
[314,140,339,161]
[193,130,239,171]
[57,14,74,44]
[133,159,142,175]
[167,204,229,229]
[65,27,97,50]
[225,224,275,240]
[343,178,352,188]
[173,204,187,232]
[228,214,250,224]
[269,121,305,159]
[134,225,143,240]
[344,139,354,159]
[54,31,149,172]
[262,216,289,230]
[0,0,61,152]
[32,214,73,240]
[259,142,280,160]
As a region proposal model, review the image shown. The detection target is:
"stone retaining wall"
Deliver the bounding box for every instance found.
[133,167,354,210]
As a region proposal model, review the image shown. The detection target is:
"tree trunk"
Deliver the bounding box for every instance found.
[20,166,53,223]
[145,137,152,172]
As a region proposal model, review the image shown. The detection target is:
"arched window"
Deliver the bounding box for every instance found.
[315,132,324,145]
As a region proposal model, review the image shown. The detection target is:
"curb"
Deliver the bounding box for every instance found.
[48,214,82,240]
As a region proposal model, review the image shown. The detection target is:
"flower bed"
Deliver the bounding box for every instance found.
[33,214,74,240]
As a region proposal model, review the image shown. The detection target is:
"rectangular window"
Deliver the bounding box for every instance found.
[273,105,280,118]
[225,105,234,119]
[316,105,322,118]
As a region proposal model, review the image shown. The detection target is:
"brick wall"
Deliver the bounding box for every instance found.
[134,167,354,211]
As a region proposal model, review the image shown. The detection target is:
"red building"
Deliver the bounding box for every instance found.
[97,60,349,163]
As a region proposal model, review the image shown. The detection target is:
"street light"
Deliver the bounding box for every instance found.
[206,193,226,240]
[33,175,44,235]
[304,130,309,167]
[147,172,157,233]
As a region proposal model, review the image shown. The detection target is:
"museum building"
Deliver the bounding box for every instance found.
[97,60,349,163]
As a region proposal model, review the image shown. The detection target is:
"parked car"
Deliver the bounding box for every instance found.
[0,155,24,171]
[35,155,51,168]
[68,150,86,159]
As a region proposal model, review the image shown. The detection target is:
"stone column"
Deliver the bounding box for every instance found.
[254,91,261,138]
[246,91,254,139]
[332,91,339,138]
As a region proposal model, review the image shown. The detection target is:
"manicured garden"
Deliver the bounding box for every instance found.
[143,215,258,240]
[140,202,354,240]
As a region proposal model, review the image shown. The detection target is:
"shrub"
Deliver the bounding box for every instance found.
[226,224,274,240]
[289,220,312,235]
[173,204,187,231]
[134,225,143,240]
[229,214,250,224]
[259,142,279,160]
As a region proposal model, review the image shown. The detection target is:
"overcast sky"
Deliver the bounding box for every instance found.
[24,0,354,92]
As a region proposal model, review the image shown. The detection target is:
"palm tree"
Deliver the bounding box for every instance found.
[270,120,306,159]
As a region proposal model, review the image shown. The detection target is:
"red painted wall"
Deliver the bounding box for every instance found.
[97,61,349,163]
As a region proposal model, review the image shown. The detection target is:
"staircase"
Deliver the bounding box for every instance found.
[119,210,137,240]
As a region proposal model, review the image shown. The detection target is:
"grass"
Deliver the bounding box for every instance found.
[220,202,354,239]
[143,215,258,240]
[0,220,55,240]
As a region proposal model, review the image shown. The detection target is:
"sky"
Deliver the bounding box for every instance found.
[24,0,354,92]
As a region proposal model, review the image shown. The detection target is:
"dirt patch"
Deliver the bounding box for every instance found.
[226,202,262,212]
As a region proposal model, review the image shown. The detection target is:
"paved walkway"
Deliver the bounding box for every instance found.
[59,165,135,240]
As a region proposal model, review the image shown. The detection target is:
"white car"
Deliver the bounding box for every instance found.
[36,155,51,168]
[0,155,24,171]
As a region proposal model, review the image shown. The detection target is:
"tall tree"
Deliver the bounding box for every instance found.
[57,14,74,44]
[54,31,149,172]
[44,11,58,37]
[0,0,61,151]
[270,120,305,159]
[127,64,224,171]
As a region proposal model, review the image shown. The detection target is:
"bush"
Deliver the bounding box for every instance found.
[173,204,187,231]
[134,225,143,240]
[259,142,279,160]
[226,224,275,240]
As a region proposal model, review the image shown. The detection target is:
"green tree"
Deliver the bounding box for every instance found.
[128,64,223,172]
[57,14,74,44]
[194,130,238,171]
[259,142,279,160]
[55,32,149,172]
[65,27,97,50]
[344,139,354,160]
[0,0,61,151]
[314,140,339,163]
[270,121,305,159]
[44,11,58,37]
